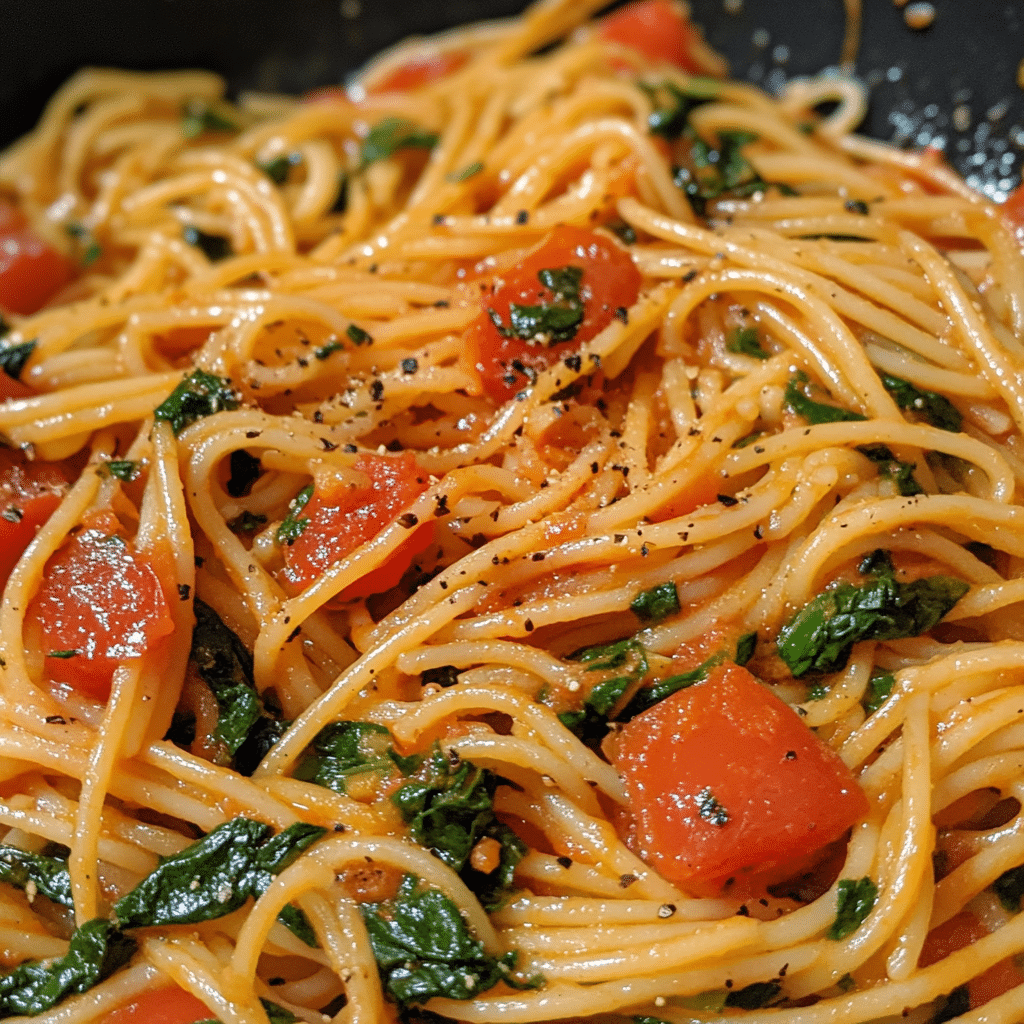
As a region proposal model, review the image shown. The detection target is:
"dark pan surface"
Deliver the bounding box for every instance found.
[1,0,1022,198]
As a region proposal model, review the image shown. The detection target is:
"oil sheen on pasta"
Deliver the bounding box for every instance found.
[1,0,1024,1022]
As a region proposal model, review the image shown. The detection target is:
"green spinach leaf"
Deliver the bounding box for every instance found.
[182,101,239,139]
[727,326,769,359]
[113,818,325,946]
[0,845,73,907]
[490,264,585,344]
[293,720,396,793]
[392,747,525,911]
[0,338,35,381]
[630,581,680,623]
[778,551,968,677]
[785,372,865,424]
[361,875,535,1006]
[724,980,782,1009]
[856,444,923,496]
[276,484,313,545]
[0,919,135,1017]
[880,373,961,432]
[183,225,233,262]
[361,118,438,167]
[993,864,1024,913]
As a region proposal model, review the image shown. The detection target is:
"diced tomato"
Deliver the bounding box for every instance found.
[371,50,468,93]
[647,474,720,522]
[100,986,213,1024]
[465,225,642,403]
[599,0,706,75]
[0,199,76,315]
[281,453,432,597]
[1002,183,1024,244]
[0,450,68,591]
[920,910,1024,1010]
[613,663,868,885]
[27,510,174,701]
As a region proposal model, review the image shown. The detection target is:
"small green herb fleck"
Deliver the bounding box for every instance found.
[880,373,961,432]
[103,459,139,482]
[630,581,680,623]
[447,160,484,183]
[727,326,769,359]
[735,631,757,666]
[360,117,439,167]
[695,787,729,826]
[827,876,877,940]
[66,222,101,266]
[347,323,373,347]
[993,864,1024,913]
[490,264,585,344]
[315,339,343,360]
[277,484,314,545]
[183,225,233,262]
[259,152,301,184]
[47,650,80,659]
[0,338,36,381]
[862,671,895,715]
[154,369,240,435]
[228,511,268,534]
[724,980,782,1009]
[0,846,73,907]
[182,100,239,139]
[785,372,865,424]
[836,973,856,992]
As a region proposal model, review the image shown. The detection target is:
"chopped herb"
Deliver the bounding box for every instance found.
[361,874,536,1007]
[277,484,314,545]
[293,720,396,793]
[993,864,1024,913]
[778,550,969,677]
[181,100,239,139]
[0,338,35,381]
[47,650,79,659]
[392,745,525,910]
[226,449,262,498]
[808,682,829,701]
[66,222,101,266]
[331,171,349,213]
[315,339,343,360]
[421,665,460,688]
[259,152,301,184]
[827,876,877,940]
[735,631,757,666]
[1,506,21,523]
[880,373,961,432]
[189,600,286,772]
[183,225,233,262]
[620,652,724,720]
[856,444,923,496]
[102,459,139,482]
[447,160,484,182]
[639,79,717,140]
[607,219,637,244]
[630,581,680,623]
[934,985,971,1024]
[733,430,764,449]
[347,323,372,346]
[261,1000,299,1024]
[560,638,649,744]
[0,919,135,1018]
[360,117,439,167]
[725,980,782,1009]
[785,372,865,424]
[113,817,325,946]
[0,845,73,907]
[228,510,267,534]
[153,368,239,435]
[837,973,856,992]
[862,671,895,715]
[491,265,585,343]
[727,326,769,359]
[674,129,771,216]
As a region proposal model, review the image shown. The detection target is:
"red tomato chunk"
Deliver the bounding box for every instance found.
[466,225,642,403]
[599,0,706,74]
[372,51,468,93]
[282,452,432,597]
[0,450,68,591]
[614,663,868,885]
[101,986,213,1024]
[0,200,75,315]
[29,511,174,702]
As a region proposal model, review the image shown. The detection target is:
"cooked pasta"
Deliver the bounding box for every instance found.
[1,2,1023,1023]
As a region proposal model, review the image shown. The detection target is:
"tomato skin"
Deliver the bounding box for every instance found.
[372,51,468,92]
[1003,183,1024,243]
[100,986,212,1024]
[0,451,67,591]
[599,0,704,74]
[466,226,642,403]
[282,453,431,596]
[28,511,175,702]
[613,663,868,885]
[920,910,1024,1010]
[0,200,75,315]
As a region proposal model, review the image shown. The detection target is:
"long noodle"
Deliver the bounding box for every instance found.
[0,3,1023,1023]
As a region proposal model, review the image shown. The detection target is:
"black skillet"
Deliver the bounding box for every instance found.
[1,0,1021,197]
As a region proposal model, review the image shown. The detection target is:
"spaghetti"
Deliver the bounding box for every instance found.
[0,1,1023,1022]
